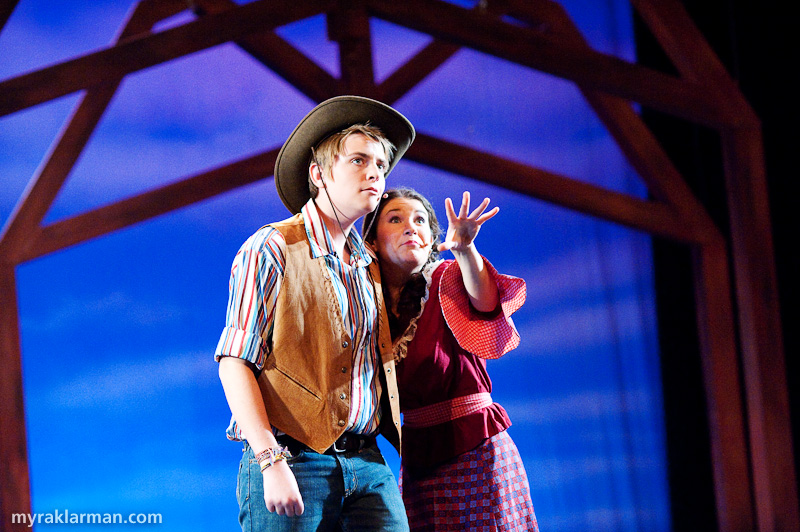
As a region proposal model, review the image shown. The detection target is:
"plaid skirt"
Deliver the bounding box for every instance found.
[400,431,539,531]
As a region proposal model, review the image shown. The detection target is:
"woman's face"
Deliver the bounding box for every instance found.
[373,197,434,275]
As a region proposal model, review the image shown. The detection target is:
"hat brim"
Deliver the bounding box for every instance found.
[274,96,416,214]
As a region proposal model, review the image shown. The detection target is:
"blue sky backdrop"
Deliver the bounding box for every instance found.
[1,1,670,530]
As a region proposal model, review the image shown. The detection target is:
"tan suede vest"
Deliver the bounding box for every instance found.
[256,214,401,454]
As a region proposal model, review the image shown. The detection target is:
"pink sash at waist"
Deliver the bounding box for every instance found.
[402,392,493,428]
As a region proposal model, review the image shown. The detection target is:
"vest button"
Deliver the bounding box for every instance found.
[341,367,347,373]
[338,420,346,426]
[340,393,346,400]
[342,341,349,348]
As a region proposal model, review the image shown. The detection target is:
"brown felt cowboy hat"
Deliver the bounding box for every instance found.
[274,95,416,214]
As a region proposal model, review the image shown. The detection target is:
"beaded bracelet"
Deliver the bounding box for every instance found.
[256,446,292,472]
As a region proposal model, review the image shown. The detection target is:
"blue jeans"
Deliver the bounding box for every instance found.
[237,441,409,532]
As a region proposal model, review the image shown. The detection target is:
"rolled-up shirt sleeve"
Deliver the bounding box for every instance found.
[214,226,286,371]
[439,257,526,360]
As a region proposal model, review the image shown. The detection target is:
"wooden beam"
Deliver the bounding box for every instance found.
[376,1,514,105]
[407,133,704,243]
[503,5,756,530]
[0,0,333,118]
[120,0,192,37]
[721,125,799,532]
[629,2,766,183]
[193,0,341,103]
[328,1,376,97]
[635,2,797,529]
[0,3,192,519]
[508,1,716,233]
[630,0,742,92]
[0,261,29,532]
[0,0,188,261]
[366,0,738,128]
[582,92,713,224]
[376,39,459,104]
[0,0,19,33]
[0,84,120,262]
[233,31,342,102]
[692,241,756,532]
[483,0,565,31]
[21,149,279,262]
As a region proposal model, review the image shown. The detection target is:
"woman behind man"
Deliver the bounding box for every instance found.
[363,187,539,531]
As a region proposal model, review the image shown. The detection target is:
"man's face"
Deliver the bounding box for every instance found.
[316,133,388,222]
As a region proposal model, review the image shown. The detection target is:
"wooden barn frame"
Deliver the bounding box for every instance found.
[0,1,795,530]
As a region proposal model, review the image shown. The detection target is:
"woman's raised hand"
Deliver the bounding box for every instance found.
[438,191,499,253]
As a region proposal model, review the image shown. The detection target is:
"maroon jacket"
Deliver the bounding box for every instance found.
[395,259,526,471]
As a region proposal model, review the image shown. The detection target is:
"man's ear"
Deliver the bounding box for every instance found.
[309,162,326,189]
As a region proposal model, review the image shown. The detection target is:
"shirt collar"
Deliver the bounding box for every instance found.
[301,198,372,267]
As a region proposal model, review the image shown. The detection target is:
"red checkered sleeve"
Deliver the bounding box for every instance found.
[439,257,526,360]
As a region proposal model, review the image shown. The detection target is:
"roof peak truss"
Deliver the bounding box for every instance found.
[0,0,731,258]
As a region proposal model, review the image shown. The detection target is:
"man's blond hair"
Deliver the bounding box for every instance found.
[309,124,395,198]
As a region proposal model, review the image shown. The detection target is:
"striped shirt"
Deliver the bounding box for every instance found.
[215,199,382,441]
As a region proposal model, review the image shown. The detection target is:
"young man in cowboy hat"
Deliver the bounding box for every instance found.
[215,96,414,531]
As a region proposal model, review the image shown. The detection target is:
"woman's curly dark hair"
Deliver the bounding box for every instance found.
[363,187,442,340]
